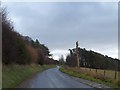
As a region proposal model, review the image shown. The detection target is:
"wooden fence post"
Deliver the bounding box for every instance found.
[115,70,117,80]
[90,68,91,71]
[96,68,97,74]
[104,70,106,76]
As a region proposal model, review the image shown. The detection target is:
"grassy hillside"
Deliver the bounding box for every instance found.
[2,65,56,88]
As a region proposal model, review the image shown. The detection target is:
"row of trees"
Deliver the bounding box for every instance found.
[66,48,120,71]
[2,8,58,65]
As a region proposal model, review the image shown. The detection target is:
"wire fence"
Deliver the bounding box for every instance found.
[67,66,120,81]
[82,67,120,81]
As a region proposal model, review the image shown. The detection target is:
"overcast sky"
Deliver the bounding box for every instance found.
[2,2,118,60]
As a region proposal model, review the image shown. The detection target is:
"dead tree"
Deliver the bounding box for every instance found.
[76,41,80,67]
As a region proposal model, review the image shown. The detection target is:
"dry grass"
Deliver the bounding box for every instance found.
[61,66,120,88]
[65,66,120,82]
[83,67,120,81]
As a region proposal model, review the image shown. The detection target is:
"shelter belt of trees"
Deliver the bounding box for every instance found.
[2,8,58,65]
[66,48,120,71]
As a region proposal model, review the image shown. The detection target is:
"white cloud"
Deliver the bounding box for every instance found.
[50,49,69,60]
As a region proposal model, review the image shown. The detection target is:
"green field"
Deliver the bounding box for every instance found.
[59,66,120,88]
[2,64,56,88]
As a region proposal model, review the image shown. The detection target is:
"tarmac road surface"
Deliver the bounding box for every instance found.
[17,66,97,89]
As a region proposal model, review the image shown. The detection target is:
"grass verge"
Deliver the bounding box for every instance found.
[59,67,119,88]
[2,64,56,88]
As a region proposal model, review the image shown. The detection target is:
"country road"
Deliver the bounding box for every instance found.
[17,66,97,89]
